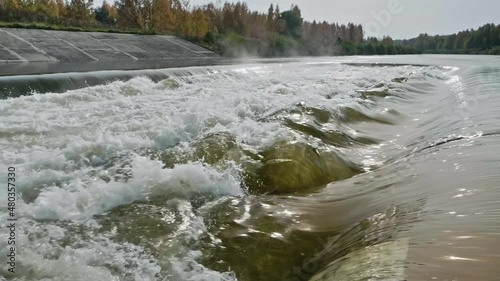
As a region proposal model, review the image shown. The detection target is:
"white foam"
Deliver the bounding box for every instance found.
[169,251,237,281]
[0,219,161,281]
[16,156,242,221]
[0,61,430,280]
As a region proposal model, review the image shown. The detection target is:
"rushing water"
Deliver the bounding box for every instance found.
[0,55,499,281]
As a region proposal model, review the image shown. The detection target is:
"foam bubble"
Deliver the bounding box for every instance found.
[18,155,242,221]
[0,219,161,281]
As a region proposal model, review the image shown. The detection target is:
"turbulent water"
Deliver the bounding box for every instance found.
[1,55,499,281]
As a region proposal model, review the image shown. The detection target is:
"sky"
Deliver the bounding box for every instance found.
[183,0,500,39]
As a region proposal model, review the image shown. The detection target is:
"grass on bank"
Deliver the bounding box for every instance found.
[0,21,154,35]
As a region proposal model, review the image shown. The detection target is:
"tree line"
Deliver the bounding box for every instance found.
[398,23,500,55]
[0,0,407,56]
[0,0,498,56]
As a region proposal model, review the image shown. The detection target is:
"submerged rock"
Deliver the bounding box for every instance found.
[391,77,409,83]
[192,132,239,165]
[153,136,362,195]
[243,141,362,194]
[92,132,362,196]
[158,78,181,90]
[336,107,397,125]
[157,132,242,168]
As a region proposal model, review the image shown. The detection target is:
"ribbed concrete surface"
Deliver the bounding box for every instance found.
[0,28,221,76]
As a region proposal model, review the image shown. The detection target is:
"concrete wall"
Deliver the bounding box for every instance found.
[0,28,221,76]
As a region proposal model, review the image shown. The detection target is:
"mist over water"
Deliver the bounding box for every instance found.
[0,55,499,280]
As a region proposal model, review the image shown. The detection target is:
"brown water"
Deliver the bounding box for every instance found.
[0,55,499,281]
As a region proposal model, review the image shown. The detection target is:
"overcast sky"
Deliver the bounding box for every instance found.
[97,0,500,39]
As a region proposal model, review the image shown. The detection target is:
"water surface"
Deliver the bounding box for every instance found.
[0,55,499,281]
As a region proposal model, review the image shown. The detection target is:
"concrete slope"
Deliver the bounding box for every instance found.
[0,28,221,76]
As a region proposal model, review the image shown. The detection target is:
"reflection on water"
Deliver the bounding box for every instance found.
[0,55,499,280]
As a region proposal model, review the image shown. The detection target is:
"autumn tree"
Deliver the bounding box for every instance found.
[47,0,59,17]
[246,10,268,39]
[116,0,143,28]
[56,0,65,17]
[190,7,208,37]
[173,6,191,35]
[66,0,93,22]
[152,0,174,32]
[220,2,234,33]
[202,2,220,33]
[3,0,22,10]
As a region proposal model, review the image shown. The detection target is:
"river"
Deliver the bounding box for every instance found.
[0,55,499,281]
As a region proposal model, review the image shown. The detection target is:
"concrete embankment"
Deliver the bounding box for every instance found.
[0,28,222,76]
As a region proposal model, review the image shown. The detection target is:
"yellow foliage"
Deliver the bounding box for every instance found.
[47,0,58,17]
[190,8,208,38]
[4,0,22,10]
[56,0,65,17]
[152,0,174,33]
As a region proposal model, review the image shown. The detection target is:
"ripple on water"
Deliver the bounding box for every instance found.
[2,56,500,280]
